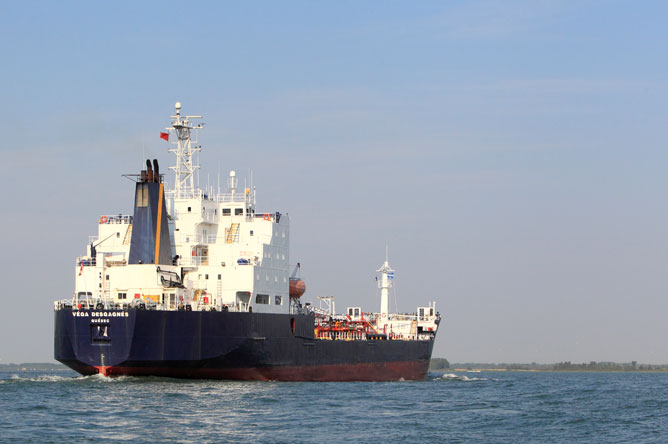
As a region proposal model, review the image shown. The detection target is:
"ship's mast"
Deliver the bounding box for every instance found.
[167,102,204,197]
[377,246,394,317]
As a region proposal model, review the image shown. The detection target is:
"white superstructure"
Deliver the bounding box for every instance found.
[73,103,289,315]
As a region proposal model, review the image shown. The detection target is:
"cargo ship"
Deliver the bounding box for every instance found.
[54,103,441,381]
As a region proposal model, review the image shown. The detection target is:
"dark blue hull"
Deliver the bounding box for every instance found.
[54,309,435,381]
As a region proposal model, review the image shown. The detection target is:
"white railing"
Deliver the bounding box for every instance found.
[180,255,209,266]
[165,190,205,200]
[195,234,217,244]
[172,210,217,223]
[178,234,217,244]
[76,256,95,266]
[98,214,133,225]
[214,192,247,203]
[166,189,246,203]
[54,298,254,313]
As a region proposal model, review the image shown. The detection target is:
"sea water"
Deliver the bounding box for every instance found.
[1,370,666,443]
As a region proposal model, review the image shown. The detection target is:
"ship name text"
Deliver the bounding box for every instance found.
[72,311,130,318]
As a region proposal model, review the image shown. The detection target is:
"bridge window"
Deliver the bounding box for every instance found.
[275,295,282,305]
[235,208,243,215]
[256,294,269,304]
[223,208,231,216]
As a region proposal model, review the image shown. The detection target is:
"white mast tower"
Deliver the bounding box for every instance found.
[167,102,204,198]
[377,247,394,318]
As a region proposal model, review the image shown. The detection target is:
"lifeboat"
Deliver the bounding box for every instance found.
[289,278,306,298]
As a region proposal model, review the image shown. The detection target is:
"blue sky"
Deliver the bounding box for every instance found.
[2,0,668,363]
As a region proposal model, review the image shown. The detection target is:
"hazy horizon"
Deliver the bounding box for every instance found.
[2,1,668,364]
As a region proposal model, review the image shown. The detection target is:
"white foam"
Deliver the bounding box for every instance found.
[3,374,72,383]
[437,373,487,382]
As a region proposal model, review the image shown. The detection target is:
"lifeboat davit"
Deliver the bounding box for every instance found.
[289,278,306,298]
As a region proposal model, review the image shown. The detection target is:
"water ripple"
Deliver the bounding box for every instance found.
[1,370,668,443]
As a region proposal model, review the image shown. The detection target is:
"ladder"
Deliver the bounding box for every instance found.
[226,223,240,243]
[123,224,133,245]
[410,320,418,337]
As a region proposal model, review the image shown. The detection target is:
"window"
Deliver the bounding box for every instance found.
[235,208,243,215]
[218,274,221,280]
[250,230,254,236]
[255,294,269,304]
[205,274,209,280]
[275,295,282,305]
[223,208,231,216]
[187,206,191,212]
[105,275,109,281]
[117,292,127,300]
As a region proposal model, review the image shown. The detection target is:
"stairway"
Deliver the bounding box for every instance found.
[410,320,417,337]
[226,223,240,243]
[123,224,133,245]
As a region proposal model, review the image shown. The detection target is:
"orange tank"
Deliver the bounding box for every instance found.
[289,278,306,298]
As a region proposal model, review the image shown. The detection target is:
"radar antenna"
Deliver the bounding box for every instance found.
[165,102,204,197]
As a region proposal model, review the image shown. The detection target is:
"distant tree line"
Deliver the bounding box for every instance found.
[552,361,663,371]
[429,358,450,370]
[441,361,668,371]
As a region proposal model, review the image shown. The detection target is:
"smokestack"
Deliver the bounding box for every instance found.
[146,159,153,183]
[129,159,172,265]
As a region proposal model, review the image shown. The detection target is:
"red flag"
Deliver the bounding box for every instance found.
[79,261,84,276]
[160,132,169,141]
